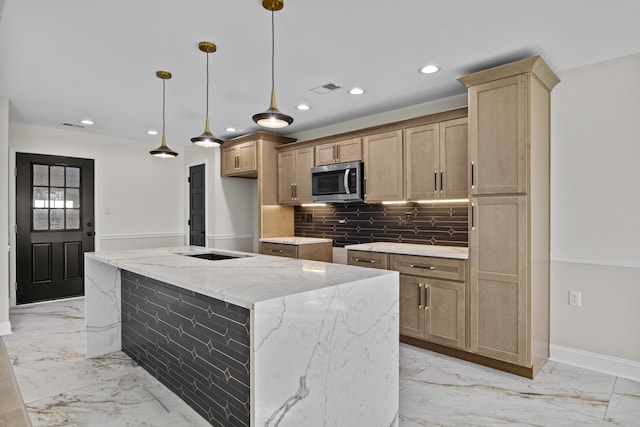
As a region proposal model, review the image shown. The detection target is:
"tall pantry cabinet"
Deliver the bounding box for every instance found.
[458,56,559,378]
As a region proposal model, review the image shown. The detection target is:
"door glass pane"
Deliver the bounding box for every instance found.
[66,167,80,187]
[33,164,49,186]
[50,188,65,208]
[66,188,80,209]
[33,187,49,208]
[66,209,80,229]
[50,166,65,187]
[33,209,49,230]
[50,209,65,230]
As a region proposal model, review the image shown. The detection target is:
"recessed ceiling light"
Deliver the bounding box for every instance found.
[296,104,311,110]
[348,87,365,95]
[147,130,158,135]
[80,119,94,125]
[419,65,440,74]
[225,127,237,132]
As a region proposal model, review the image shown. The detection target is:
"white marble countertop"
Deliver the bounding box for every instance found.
[259,237,333,245]
[345,242,469,259]
[86,246,394,308]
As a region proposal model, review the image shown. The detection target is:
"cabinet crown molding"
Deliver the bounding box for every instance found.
[457,55,560,91]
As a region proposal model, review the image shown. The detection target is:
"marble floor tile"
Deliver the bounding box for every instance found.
[4,299,640,427]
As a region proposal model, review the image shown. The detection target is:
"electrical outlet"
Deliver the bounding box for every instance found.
[569,290,582,307]
[405,213,412,224]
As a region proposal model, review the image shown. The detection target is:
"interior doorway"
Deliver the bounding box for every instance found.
[189,163,206,246]
[15,153,95,304]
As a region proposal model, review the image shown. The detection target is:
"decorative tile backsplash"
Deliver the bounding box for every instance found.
[294,203,468,247]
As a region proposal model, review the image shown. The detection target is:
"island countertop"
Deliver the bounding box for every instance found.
[86,246,395,309]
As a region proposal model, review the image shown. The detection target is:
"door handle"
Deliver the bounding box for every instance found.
[86,232,94,237]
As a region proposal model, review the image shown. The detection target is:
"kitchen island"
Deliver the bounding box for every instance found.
[84,246,399,427]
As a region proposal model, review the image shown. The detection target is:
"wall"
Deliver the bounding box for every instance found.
[183,144,255,252]
[8,123,186,304]
[0,98,9,334]
[550,53,640,376]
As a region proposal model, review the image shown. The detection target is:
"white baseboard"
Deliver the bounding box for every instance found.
[0,321,12,336]
[550,344,640,382]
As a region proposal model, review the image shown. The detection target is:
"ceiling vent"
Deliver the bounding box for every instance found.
[60,122,85,128]
[310,82,342,95]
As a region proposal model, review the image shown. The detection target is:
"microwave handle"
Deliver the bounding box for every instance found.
[344,168,351,194]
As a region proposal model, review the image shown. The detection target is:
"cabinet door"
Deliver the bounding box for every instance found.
[469,195,528,366]
[236,141,257,174]
[278,151,296,204]
[399,274,425,339]
[405,124,439,201]
[221,147,238,176]
[294,147,314,203]
[439,117,468,199]
[363,130,404,202]
[469,75,528,195]
[424,279,466,349]
[336,137,362,163]
[315,143,337,166]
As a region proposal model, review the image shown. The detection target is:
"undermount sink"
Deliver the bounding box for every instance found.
[180,251,248,261]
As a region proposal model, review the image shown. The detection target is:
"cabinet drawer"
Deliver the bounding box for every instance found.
[260,243,297,258]
[347,250,388,270]
[390,254,465,282]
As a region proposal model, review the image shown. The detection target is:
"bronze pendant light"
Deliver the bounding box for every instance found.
[150,71,179,158]
[191,41,224,147]
[252,0,293,129]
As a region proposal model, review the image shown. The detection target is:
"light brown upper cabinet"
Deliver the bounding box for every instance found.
[405,118,468,201]
[278,146,314,205]
[315,137,362,166]
[221,140,257,177]
[459,55,560,378]
[362,130,404,202]
[467,76,527,195]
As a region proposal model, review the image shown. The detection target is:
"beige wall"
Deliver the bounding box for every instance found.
[7,123,186,305]
[551,53,640,363]
[0,98,9,334]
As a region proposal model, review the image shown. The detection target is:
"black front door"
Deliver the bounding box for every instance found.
[16,153,95,304]
[189,164,206,246]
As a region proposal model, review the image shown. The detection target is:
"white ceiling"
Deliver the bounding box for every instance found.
[1,0,639,147]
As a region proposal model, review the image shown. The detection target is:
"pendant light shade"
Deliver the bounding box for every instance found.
[252,0,293,129]
[191,41,224,148]
[150,71,178,158]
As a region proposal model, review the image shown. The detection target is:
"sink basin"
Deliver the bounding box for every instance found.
[180,252,244,261]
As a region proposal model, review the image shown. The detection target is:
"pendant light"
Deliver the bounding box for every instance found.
[150,71,179,158]
[191,41,224,147]
[252,0,293,129]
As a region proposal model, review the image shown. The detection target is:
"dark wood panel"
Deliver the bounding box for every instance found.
[31,243,52,283]
[63,241,82,280]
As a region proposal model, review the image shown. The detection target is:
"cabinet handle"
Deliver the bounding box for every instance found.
[409,264,435,270]
[354,258,377,264]
[424,285,430,311]
[434,170,438,192]
[418,283,424,309]
[336,144,340,161]
[269,249,284,253]
[471,161,475,189]
[294,184,298,199]
[471,202,476,230]
[440,170,444,192]
[291,184,294,200]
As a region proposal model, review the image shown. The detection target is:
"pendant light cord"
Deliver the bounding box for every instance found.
[271,9,275,92]
[162,78,166,136]
[206,51,210,118]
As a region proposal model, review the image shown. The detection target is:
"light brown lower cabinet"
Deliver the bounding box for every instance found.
[347,250,468,350]
[392,254,467,349]
[260,241,332,263]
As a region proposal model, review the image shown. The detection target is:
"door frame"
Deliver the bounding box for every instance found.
[184,160,209,248]
[9,147,99,307]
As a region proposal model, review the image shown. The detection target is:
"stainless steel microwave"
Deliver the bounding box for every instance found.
[311,161,364,203]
